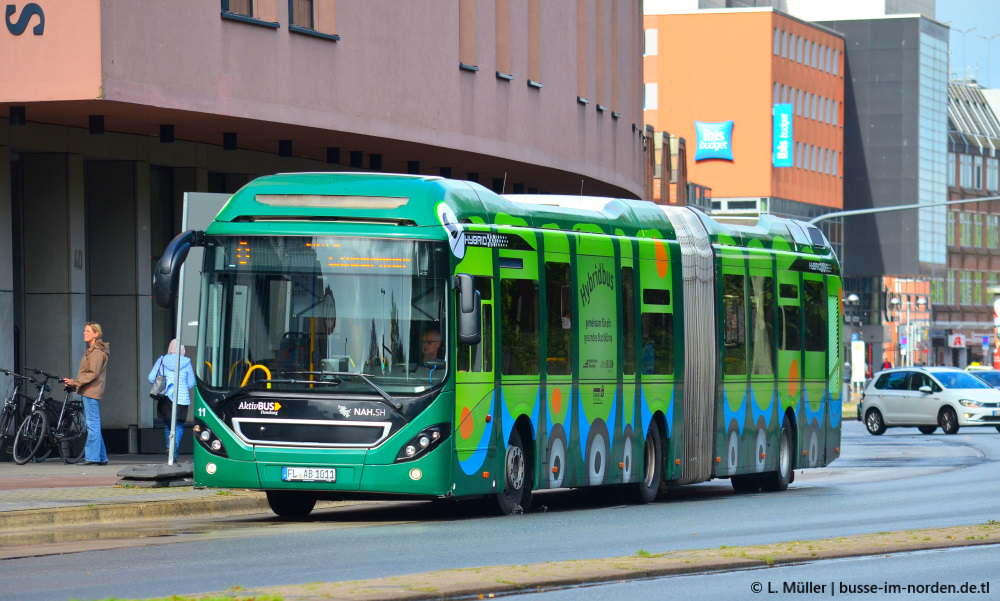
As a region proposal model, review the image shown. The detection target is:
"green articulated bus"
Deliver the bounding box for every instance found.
[153,172,844,517]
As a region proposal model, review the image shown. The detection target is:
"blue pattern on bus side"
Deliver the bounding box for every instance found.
[578,391,590,463]
[750,387,773,428]
[722,388,747,435]
[606,389,617,454]
[458,390,495,475]
[665,389,673,438]
[828,389,841,428]
[803,388,825,427]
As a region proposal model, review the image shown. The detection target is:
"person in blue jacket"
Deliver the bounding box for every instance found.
[149,339,196,457]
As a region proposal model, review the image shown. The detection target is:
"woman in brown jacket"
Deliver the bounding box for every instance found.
[62,322,110,465]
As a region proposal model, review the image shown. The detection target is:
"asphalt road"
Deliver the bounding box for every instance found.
[2,420,999,601]
[502,544,999,601]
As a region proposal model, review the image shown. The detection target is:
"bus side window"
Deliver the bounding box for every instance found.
[622,266,636,376]
[722,273,746,375]
[458,277,493,372]
[639,286,673,375]
[545,262,572,375]
[500,278,540,375]
[750,275,775,374]
[778,283,801,352]
[804,280,827,352]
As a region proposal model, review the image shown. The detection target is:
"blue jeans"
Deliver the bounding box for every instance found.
[81,395,107,463]
[165,422,184,456]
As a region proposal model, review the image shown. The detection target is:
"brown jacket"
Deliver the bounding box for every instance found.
[71,339,110,399]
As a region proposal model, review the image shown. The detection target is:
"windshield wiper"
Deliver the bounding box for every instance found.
[281,371,400,410]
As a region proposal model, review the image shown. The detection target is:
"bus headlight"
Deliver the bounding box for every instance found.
[395,424,451,463]
[194,419,229,458]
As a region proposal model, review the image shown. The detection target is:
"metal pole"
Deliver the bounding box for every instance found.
[808,195,1000,225]
[167,200,190,466]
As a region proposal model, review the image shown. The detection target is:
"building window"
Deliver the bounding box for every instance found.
[960,271,972,305]
[798,36,804,63]
[773,28,780,55]
[644,83,658,111]
[988,157,999,193]
[781,84,787,104]
[644,28,658,56]
[811,40,817,68]
[290,0,313,28]
[960,212,973,247]
[930,279,943,304]
[226,0,253,16]
[833,150,838,176]
[960,154,973,188]
[773,82,779,104]
[948,152,956,187]
[988,215,999,248]
[975,213,983,247]
[974,155,984,190]
[795,141,801,168]
[833,100,838,126]
[833,49,839,75]
[947,211,956,246]
[975,275,983,306]
[782,30,787,58]
[459,0,476,69]
[795,89,801,115]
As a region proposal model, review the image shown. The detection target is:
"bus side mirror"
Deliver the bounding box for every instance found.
[453,273,481,346]
[153,230,205,309]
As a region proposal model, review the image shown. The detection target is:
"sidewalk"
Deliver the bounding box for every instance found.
[0,453,270,531]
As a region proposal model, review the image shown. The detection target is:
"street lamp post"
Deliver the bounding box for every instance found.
[891,295,927,368]
[977,34,1000,86]
[953,27,978,79]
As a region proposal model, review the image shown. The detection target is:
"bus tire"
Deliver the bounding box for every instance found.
[761,415,793,492]
[630,422,662,504]
[266,491,316,518]
[497,428,529,515]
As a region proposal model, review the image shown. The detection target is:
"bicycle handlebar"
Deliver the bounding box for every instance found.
[25,367,64,383]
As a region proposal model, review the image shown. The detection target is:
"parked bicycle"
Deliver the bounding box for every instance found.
[0,368,35,459]
[11,368,88,465]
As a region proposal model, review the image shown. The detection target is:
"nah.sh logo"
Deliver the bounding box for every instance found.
[693,120,734,162]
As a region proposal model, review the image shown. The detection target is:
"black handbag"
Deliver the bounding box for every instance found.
[149,361,168,400]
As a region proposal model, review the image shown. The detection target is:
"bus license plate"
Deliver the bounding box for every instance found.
[282,467,336,482]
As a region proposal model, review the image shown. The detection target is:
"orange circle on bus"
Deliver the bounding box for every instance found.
[459,406,474,439]
[655,241,669,278]
[788,360,800,398]
[551,388,562,414]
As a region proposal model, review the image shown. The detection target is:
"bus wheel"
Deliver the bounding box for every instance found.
[630,423,662,504]
[761,415,793,492]
[497,428,529,515]
[266,491,316,518]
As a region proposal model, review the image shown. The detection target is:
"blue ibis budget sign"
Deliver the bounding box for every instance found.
[693,120,734,162]
[772,103,793,167]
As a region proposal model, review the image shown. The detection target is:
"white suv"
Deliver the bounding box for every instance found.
[861,367,1000,435]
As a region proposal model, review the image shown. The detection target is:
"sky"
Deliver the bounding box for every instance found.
[928,1,1000,87]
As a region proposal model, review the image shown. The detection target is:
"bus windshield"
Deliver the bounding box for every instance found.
[196,235,450,397]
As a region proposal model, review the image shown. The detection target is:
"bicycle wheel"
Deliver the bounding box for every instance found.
[0,403,16,458]
[12,410,47,465]
[57,406,88,464]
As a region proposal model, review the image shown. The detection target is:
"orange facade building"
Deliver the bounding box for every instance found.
[644,9,844,223]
